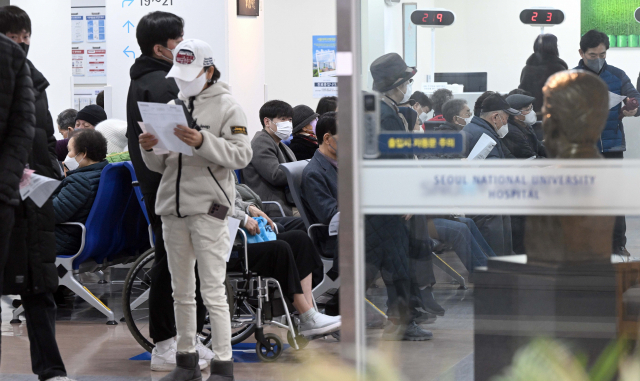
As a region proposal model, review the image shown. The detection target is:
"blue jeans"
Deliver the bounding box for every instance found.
[457,217,497,258]
[433,218,495,273]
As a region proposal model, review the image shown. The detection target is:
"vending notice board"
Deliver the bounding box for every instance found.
[312,35,337,99]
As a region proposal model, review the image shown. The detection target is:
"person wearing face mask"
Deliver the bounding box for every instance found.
[139,38,252,381]
[463,93,518,159]
[242,100,300,219]
[503,91,547,159]
[438,99,471,132]
[409,91,433,130]
[289,105,320,160]
[575,29,640,257]
[125,12,214,372]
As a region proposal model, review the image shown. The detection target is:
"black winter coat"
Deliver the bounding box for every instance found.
[519,53,568,114]
[6,57,60,296]
[502,120,547,159]
[126,55,179,195]
[0,35,34,207]
[53,161,108,256]
[289,134,318,160]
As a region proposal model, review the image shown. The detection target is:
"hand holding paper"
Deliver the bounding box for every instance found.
[468,133,497,160]
[137,102,193,156]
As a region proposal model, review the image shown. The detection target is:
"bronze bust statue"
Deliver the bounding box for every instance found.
[526,70,615,263]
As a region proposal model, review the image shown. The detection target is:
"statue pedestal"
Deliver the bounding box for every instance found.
[473,255,617,381]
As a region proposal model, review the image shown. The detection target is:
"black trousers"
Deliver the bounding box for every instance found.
[0,203,16,365]
[272,216,306,233]
[144,192,206,343]
[231,230,323,303]
[22,292,67,380]
[602,151,627,249]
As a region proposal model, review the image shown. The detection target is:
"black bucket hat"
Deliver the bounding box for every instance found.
[370,53,417,93]
[292,105,318,134]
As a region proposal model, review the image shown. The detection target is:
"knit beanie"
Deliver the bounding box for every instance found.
[76,104,108,127]
[292,105,319,134]
[95,119,128,154]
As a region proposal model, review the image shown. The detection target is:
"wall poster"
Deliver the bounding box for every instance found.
[581,0,640,47]
[312,35,337,99]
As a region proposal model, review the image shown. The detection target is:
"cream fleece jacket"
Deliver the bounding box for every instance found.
[141,81,252,218]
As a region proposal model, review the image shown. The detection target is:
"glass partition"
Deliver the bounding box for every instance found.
[336,1,640,380]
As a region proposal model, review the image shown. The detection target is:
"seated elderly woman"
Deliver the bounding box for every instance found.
[230,185,341,337]
[53,129,108,256]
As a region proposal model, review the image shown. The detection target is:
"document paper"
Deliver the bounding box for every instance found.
[329,212,340,236]
[467,133,497,160]
[609,91,626,110]
[137,102,193,156]
[20,173,61,208]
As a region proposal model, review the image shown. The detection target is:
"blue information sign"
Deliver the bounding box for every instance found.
[378,132,465,155]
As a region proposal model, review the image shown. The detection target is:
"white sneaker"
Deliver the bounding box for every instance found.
[196,339,214,362]
[298,312,341,337]
[44,377,76,381]
[151,340,208,371]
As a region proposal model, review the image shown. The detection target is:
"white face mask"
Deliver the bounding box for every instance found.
[496,115,509,138]
[64,153,83,171]
[455,115,473,126]
[400,82,413,104]
[419,112,429,123]
[523,111,537,126]
[175,72,207,98]
[270,120,293,140]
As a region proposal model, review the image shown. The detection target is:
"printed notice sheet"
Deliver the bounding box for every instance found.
[20,172,61,208]
[468,133,497,160]
[137,102,192,156]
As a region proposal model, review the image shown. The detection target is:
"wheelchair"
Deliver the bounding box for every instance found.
[122,228,335,362]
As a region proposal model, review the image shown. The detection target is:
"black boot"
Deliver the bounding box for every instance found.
[159,352,202,381]
[206,360,234,381]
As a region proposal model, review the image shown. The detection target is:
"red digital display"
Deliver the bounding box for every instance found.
[411,10,455,26]
[520,9,564,25]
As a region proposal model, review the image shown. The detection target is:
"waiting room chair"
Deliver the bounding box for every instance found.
[13,162,150,325]
[279,161,339,299]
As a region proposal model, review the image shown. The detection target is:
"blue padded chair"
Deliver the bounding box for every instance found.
[234,169,243,184]
[55,162,145,324]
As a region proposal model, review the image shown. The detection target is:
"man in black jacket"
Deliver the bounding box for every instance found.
[1,6,73,380]
[125,11,211,371]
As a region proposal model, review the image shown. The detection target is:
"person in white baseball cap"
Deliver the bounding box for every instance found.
[139,38,252,381]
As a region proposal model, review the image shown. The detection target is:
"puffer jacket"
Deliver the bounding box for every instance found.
[53,161,108,256]
[502,119,547,159]
[141,81,252,218]
[519,53,568,113]
[6,55,60,296]
[462,116,514,159]
[575,60,640,153]
[0,35,34,207]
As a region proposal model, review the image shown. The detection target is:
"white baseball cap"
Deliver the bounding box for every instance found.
[166,39,215,82]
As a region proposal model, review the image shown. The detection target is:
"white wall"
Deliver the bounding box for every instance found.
[227,1,265,137]
[12,0,72,122]
[264,0,337,110]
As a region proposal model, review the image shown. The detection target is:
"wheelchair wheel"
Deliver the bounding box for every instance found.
[256,333,283,362]
[123,248,235,352]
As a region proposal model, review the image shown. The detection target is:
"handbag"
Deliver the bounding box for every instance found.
[243,217,277,244]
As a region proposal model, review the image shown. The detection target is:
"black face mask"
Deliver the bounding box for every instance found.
[19,42,29,56]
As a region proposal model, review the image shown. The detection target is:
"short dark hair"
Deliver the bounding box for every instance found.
[71,129,107,162]
[316,112,337,145]
[136,11,184,57]
[431,89,453,115]
[57,109,78,130]
[580,29,609,53]
[259,100,294,127]
[96,91,104,109]
[409,91,432,109]
[0,6,31,35]
[474,91,496,116]
[534,34,559,57]
[316,96,337,115]
[442,99,467,123]
[508,88,533,97]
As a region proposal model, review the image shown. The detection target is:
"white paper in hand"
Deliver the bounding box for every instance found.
[20,173,61,208]
[609,91,626,110]
[329,212,340,236]
[137,102,193,156]
[468,133,497,160]
[226,217,242,262]
[138,122,170,155]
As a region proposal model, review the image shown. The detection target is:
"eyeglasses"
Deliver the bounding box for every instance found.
[521,105,534,114]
